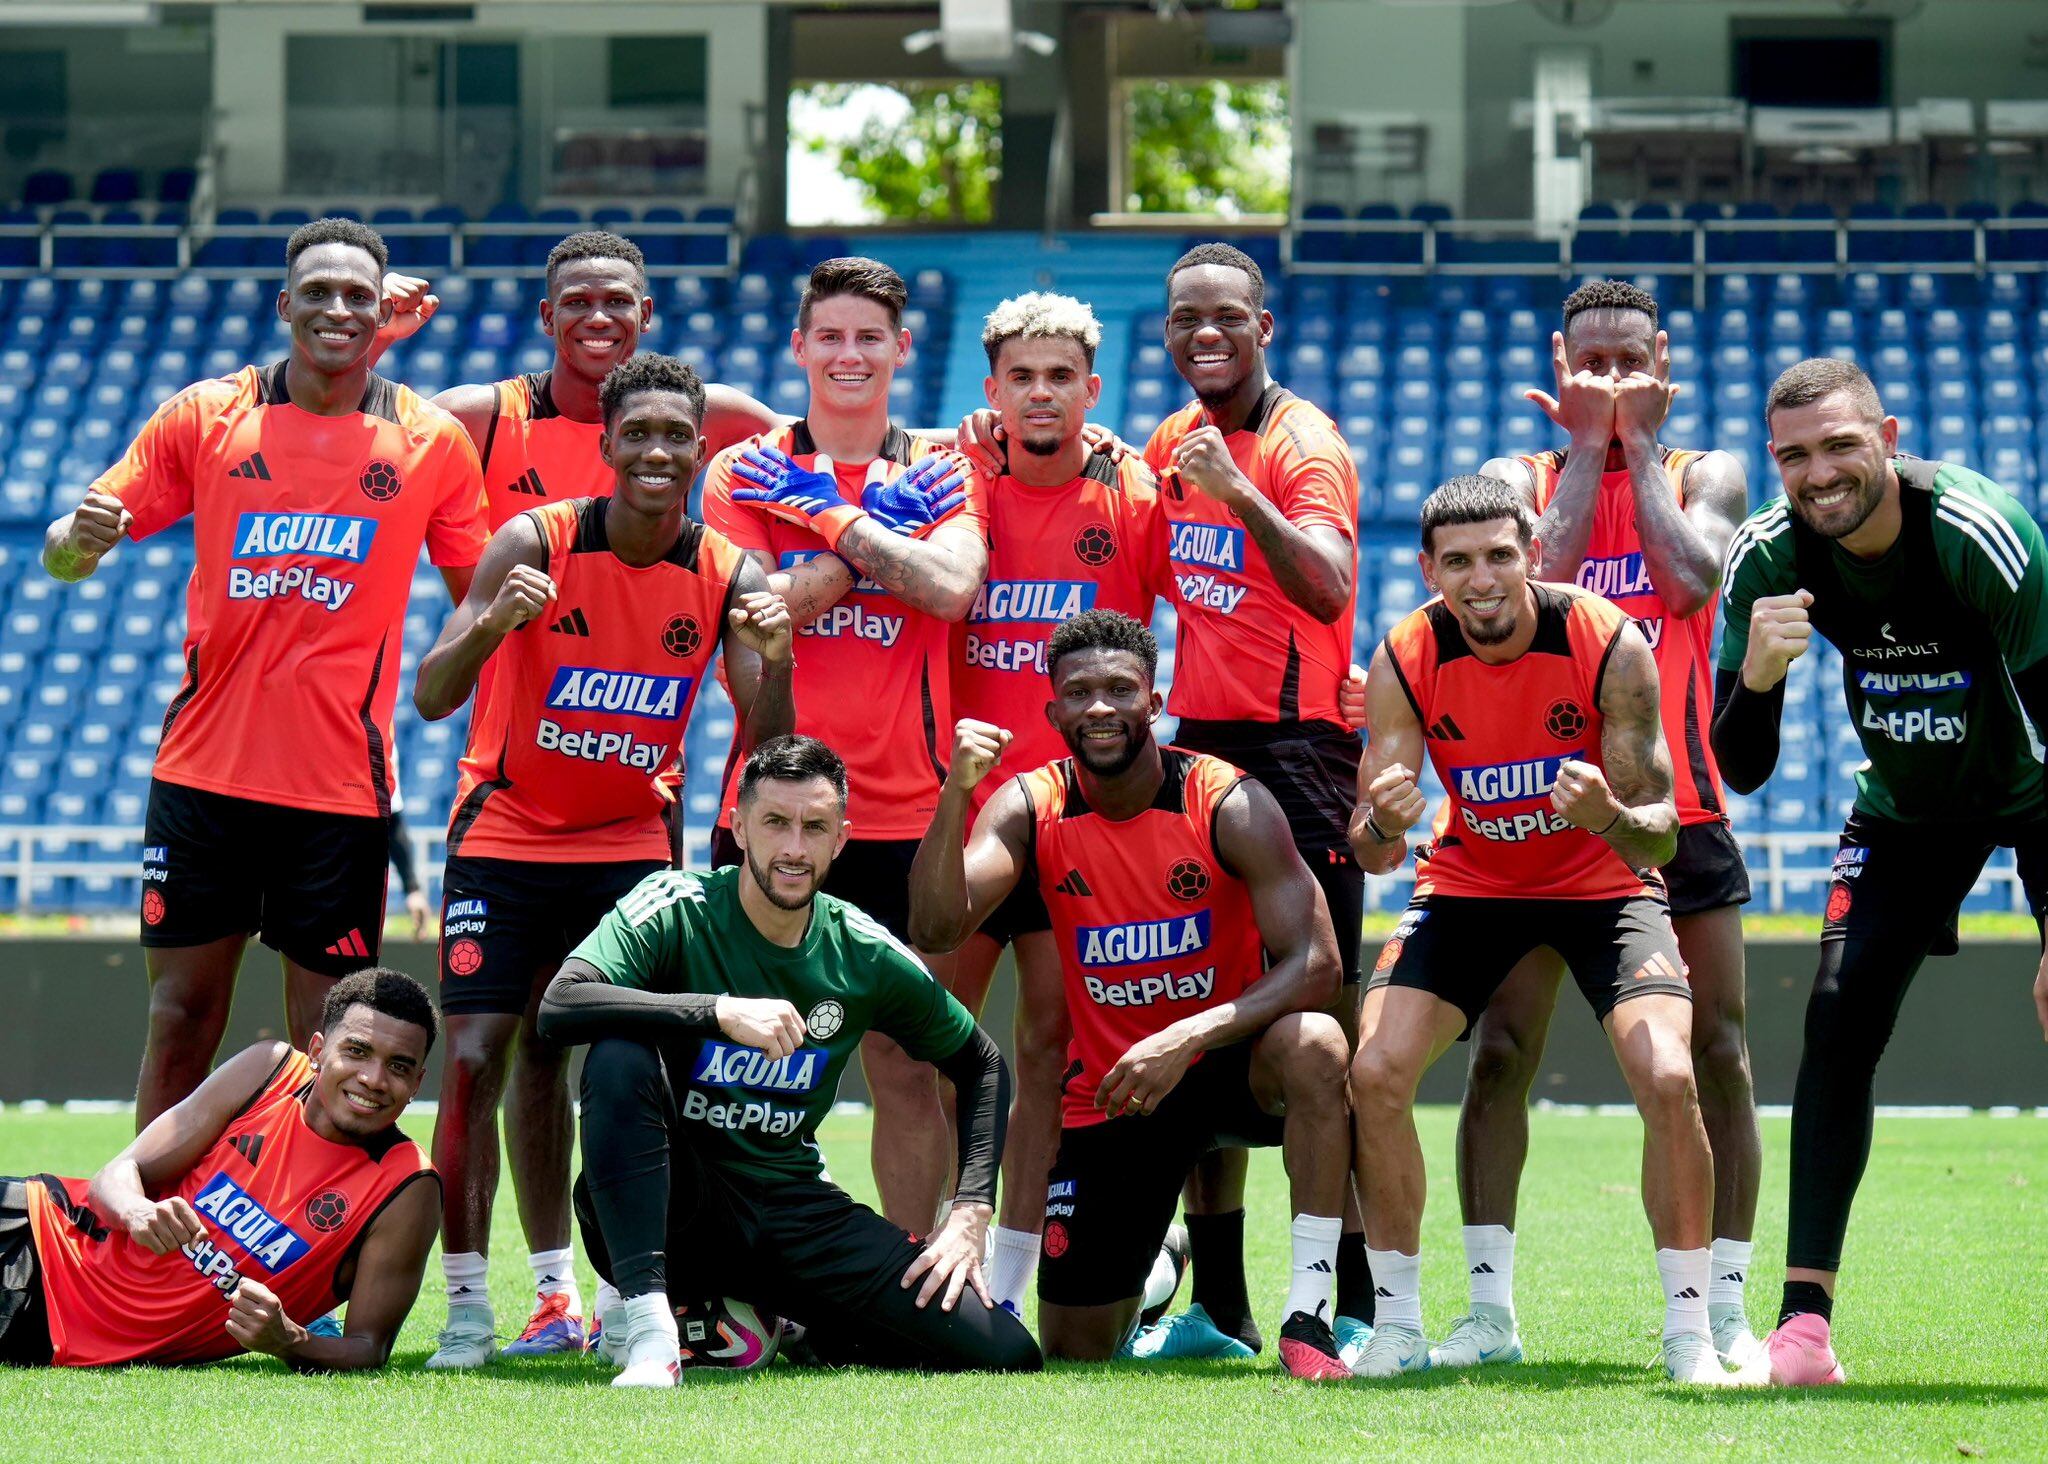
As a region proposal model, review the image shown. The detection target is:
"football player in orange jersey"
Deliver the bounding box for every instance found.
[1348,476,1727,1385]
[42,219,486,1131]
[0,970,439,1371]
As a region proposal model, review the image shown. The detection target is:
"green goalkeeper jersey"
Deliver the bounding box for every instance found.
[570,866,976,1184]
[1718,456,2048,824]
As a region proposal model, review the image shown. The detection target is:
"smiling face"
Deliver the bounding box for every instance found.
[1165,263,1273,406]
[277,242,387,377]
[1421,516,1537,649]
[793,293,907,414]
[305,1005,428,1141]
[542,256,650,386]
[987,335,1100,458]
[1768,389,1899,542]
[601,389,702,516]
[1047,646,1161,777]
[734,775,850,911]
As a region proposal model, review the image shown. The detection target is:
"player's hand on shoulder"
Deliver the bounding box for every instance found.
[1173,425,1244,505]
[1742,588,1814,692]
[900,1201,994,1312]
[1097,1026,1198,1118]
[728,589,793,664]
[954,408,1007,479]
[122,1194,206,1255]
[947,719,1012,791]
[66,489,132,562]
[715,995,806,1060]
[375,272,438,346]
[1549,758,1620,833]
[478,564,556,635]
[1080,421,1134,463]
[224,1277,298,1356]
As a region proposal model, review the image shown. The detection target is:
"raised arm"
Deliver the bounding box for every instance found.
[1622,440,1748,619]
[909,720,1031,952]
[1348,642,1429,876]
[701,384,791,462]
[1522,333,1614,580]
[1173,424,1354,623]
[1559,622,1678,869]
[717,555,796,754]
[412,514,550,720]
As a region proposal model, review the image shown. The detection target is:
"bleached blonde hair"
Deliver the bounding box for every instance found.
[982,292,1101,371]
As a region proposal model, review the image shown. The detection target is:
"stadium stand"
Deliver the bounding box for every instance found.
[0,203,2041,918]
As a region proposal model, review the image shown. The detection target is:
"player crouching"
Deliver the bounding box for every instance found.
[0,971,440,1370]
[1348,477,1733,1385]
[911,610,1353,1379]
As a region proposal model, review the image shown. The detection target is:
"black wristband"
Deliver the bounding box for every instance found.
[1596,809,1623,837]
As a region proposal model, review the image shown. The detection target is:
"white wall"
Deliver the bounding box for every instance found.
[1293,0,1469,211]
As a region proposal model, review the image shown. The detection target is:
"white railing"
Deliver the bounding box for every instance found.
[1285,214,2048,280]
[0,823,2021,918]
[0,217,739,280]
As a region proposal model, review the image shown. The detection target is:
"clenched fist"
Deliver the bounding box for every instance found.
[1172,425,1248,508]
[58,489,133,570]
[121,1195,206,1255]
[1352,763,1426,856]
[728,589,793,666]
[1550,758,1621,835]
[716,995,807,1059]
[1741,589,1814,692]
[375,272,438,350]
[478,564,556,635]
[947,719,1013,792]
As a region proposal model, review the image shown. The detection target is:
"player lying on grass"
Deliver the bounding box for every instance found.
[910,609,1355,1380]
[0,970,440,1371]
[1349,476,1733,1385]
[537,735,1041,1385]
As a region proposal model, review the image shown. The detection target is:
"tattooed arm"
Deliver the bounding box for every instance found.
[1579,622,1679,869]
[832,515,988,622]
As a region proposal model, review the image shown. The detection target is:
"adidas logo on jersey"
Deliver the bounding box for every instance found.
[229,1133,266,1166]
[505,468,548,498]
[1054,869,1094,897]
[1427,713,1466,741]
[227,453,272,481]
[549,608,591,637]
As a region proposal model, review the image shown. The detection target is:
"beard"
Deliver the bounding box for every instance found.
[1067,718,1152,777]
[1459,605,1519,646]
[1790,473,1885,540]
[745,843,822,911]
[1017,432,1063,457]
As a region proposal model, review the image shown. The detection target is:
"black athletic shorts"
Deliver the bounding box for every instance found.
[1174,718,1366,984]
[1823,811,2048,955]
[977,875,1052,948]
[0,1179,51,1367]
[1664,819,1752,918]
[712,827,920,943]
[1037,1042,1284,1308]
[1367,893,1690,1037]
[573,1124,1038,1370]
[140,778,390,978]
[439,856,669,1016]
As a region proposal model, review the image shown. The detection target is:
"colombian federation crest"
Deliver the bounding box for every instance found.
[807,1000,845,1040]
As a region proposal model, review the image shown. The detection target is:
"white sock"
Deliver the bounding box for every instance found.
[1285,1214,1342,1323]
[1462,1224,1515,1314]
[1366,1247,1423,1333]
[443,1250,491,1319]
[616,1291,679,1358]
[988,1226,1040,1315]
[529,1247,582,1313]
[1140,1244,1181,1311]
[1657,1246,1711,1341]
[594,1280,623,1329]
[1709,1237,1752,1316]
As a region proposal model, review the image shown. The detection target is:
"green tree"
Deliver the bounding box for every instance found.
[1124,80,1289,215]
[800,81,1003,224]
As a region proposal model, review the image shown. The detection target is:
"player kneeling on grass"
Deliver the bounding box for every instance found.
[0,970,440,1371]
[1348,476,1731,1385]
[909,609,1355,1380]
[536,735,1041,1386]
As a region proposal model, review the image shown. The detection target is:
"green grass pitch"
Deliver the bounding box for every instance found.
[1,1107,2043,1461]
